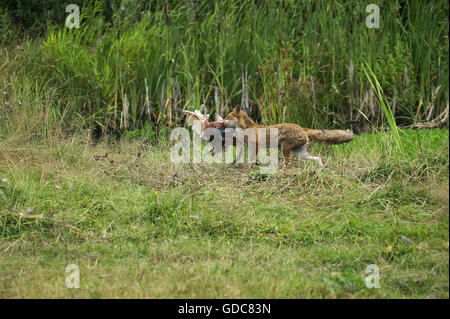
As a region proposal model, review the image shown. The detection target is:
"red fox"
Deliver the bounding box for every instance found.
[222,105,354,169]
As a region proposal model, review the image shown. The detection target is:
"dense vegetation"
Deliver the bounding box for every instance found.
[1,0,448,137]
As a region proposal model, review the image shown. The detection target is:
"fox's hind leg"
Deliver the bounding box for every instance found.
[294,143,323,166]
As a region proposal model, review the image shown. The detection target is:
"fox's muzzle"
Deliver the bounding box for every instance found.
[223,119,238,129]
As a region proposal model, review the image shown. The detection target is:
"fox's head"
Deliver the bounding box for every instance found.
[223,105,256,129]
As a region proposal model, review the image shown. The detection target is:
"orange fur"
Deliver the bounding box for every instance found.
[223,106,323,168]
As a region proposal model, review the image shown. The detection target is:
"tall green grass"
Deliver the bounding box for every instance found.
[3,0,449,135]
[362,61,402,151]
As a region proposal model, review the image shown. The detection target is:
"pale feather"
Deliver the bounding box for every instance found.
[183,110,208,140]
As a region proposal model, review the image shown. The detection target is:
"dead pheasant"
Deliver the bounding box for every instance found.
[183,109,225,139]
[183,109,230,155]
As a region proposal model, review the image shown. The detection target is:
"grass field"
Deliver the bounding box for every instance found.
[0,128,448,298]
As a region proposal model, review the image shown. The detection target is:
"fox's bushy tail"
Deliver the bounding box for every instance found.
[304,128,354,144]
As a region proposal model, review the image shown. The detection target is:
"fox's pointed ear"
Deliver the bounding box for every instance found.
[233,105,241,113]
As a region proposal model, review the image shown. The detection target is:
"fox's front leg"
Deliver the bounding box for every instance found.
[279,143,292,169]
[245,130,259,163]
[248,142,259,164]
[232,145,244,165]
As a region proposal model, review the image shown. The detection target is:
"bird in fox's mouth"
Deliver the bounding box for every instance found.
[222,119,237,129]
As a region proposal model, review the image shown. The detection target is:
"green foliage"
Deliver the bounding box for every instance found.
[362,61,402,151]
[1,0,449,136]
[0,7,14,44]
[0,0,118,33]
